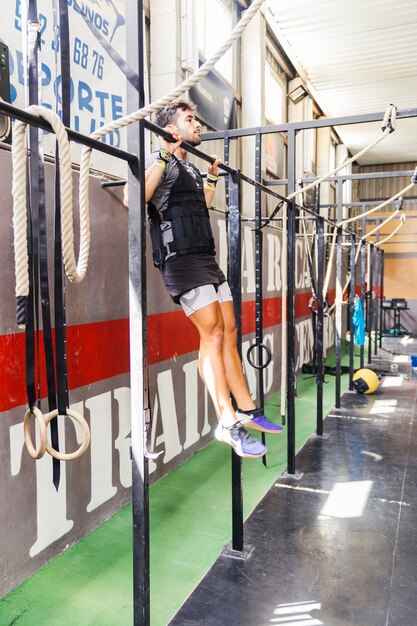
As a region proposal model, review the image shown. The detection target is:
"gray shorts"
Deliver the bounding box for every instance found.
[179,282,233,317]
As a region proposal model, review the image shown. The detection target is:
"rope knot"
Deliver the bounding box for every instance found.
[381,104,397,134]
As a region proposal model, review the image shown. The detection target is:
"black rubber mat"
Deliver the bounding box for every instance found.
[169,340,417,626]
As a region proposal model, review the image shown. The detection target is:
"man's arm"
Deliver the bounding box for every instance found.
[204,156,222,208]
[145,125,182,202]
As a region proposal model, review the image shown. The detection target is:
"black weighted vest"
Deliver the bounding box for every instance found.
[148,157,216,267]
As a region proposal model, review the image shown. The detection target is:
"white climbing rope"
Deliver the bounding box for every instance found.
[320,162,416,306]
[375,213,406,247]
[362,208,400,240]
[287,104,397,205]
[339,183,414,227]
[12,104,77,296]
[13,0,265,289]
[76,0,265,278]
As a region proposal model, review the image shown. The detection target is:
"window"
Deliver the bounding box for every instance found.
[264,45,287,179]
[196,0,233,83]
[265,65,283,125]
[265,46,284,124]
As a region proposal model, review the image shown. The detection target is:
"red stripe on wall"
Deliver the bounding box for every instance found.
[0,290,324,413]
[0,320,131,414]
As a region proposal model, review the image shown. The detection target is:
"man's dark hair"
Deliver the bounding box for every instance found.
[153,99,197,129]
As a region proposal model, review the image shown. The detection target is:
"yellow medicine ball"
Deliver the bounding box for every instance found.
[352,368,379,394]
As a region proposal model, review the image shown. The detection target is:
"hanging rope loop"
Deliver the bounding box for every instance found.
[12,104,89,298]
[12,0,265,295]
[381,103,397,133]
[308,295,329,316]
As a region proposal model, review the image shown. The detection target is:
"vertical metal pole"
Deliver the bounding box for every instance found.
[349,234,356,389]
[335,181,343,408]
[360,214,366,369]
[254,131,266,463]
[286,129,297,474]
[379,250,385,347]
[316,216,324,435]
[335,228,343,408]
[254,131,265,411]
[374,224,380,355]
[229,171,244,552]
[367,243,374,365]
[126,3,149,624]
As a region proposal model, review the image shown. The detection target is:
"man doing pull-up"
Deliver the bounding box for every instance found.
[142,99,283,458]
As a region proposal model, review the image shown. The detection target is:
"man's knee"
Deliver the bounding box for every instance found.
[200,313,225,347]
[224,322,237,346]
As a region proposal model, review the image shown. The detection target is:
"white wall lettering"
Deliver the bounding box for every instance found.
[113,387,132,489]
[29,416,74,557]
[241,226,256,294]
[266,232,281,292]
[263,331,275,394]
[149,370,182,468]
[183,360,200,450]
[242,339,258,398]
[86,393,117,512]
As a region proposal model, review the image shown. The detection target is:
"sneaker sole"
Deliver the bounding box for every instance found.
[216,435,267,459]
[245,421,283,435]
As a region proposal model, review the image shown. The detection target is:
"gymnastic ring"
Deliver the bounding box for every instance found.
[309,295,318,314]
[24,407,48,460]
[247,342,272,370]
[309,296,328,316]
[44,408,90,461]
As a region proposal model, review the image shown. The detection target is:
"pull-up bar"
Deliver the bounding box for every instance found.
[0,100,136,164]
[143,118,369,242]
[143,118,291,205]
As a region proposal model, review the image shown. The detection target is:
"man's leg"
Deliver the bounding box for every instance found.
[219,299,256,411]
[180,285,267,458]
[218,284,283,435]
[186,301,236,427]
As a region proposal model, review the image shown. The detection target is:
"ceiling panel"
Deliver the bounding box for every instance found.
[264,0,417,164]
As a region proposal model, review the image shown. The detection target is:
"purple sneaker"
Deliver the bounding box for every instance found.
[215,422,267,458]
[235,409,283,434]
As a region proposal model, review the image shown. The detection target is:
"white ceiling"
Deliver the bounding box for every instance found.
[264,0,417,165]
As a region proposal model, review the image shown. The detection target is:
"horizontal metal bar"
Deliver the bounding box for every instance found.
[143,119,236,172]
[200,107,417,140]
[101,179,127,188]
[241,216,283,223]
[265,170,416,186]
[134,115,373,240]
[0,100,137,163]
[143,118,290,204]
[319,198,416,209]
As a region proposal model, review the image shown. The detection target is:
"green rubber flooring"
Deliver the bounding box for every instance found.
[1,345,360,626]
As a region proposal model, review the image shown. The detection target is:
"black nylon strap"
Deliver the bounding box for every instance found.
[54,0,71,416]
[25,177,36,411]
[163,204,210,221]
[168,237,215,253]
[26,7,41,414]
[27,0,60,486]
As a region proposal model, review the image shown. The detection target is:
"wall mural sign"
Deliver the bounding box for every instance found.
[2,0,128,176]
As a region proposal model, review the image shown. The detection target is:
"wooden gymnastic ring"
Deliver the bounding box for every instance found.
[44,408,90,461]
[24,407,48,460]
